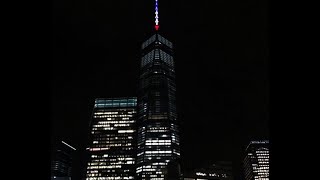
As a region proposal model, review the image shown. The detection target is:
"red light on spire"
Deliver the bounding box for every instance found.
[155,25,159,31]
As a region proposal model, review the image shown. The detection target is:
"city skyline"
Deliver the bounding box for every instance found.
[51,0,269,179]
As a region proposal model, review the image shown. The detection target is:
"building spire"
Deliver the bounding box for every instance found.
[155,0,159,31]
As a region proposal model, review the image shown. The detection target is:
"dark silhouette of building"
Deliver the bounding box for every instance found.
[182,161,233,180]
[136,2,180,178]
[51,140,76,180]
[243,141,269,180]
[167,159,182,180]
[135,1,181,179]
[85,98,137,180]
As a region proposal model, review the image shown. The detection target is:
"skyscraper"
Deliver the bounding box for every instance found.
[51,140,76,180]
[85,97,137,180]
[136,1,180,179]
[243,140,269,180]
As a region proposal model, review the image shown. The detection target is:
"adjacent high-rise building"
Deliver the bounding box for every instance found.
[136,1,180,179]
[51,140,76,180]
[243,140,269,180]
[183,161,233,180]
[85,97,137,180]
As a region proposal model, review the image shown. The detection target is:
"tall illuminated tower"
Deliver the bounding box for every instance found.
[243,140,270,180]
[136,0,181,179]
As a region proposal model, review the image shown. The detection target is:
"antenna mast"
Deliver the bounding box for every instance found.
[155,0,159,31]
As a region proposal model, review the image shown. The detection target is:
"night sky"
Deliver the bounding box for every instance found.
[51,0,268,179]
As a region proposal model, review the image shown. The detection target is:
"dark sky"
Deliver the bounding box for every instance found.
[51,0,268,179]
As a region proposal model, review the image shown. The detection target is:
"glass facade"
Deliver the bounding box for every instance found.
[137,33,180,180]
[243,141,269,180]
[85,97,137,180]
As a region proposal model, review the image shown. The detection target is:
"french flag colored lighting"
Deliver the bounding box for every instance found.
[155,0,159,30]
